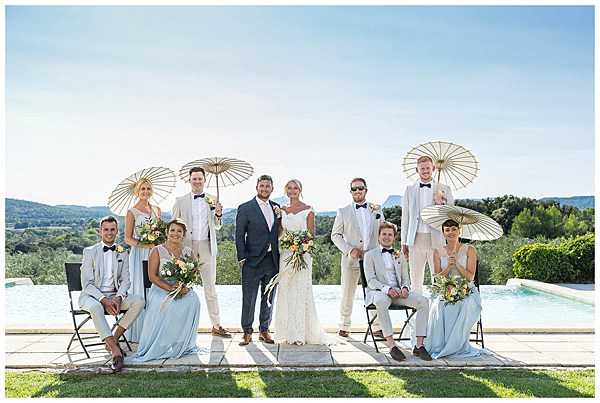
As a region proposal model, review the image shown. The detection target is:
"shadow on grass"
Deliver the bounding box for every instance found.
[26,371,252,398]
[389,368,595,398]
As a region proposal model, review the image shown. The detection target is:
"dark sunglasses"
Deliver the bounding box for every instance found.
[350,186,366,191]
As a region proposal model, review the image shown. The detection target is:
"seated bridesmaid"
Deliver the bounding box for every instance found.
[425,219,484,359]
[131,218,202,362]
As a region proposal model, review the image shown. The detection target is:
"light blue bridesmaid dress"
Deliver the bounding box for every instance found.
[131,244,202,362]
[124,207,156,342]
[425,244,484,359]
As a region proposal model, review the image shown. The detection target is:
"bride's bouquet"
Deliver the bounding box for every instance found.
[280,229,315,272]
[430,274,473,305]
[159,255,203,308]
[137,218,168,246]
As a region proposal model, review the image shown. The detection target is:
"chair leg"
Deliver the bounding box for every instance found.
[369,313,380,353]
[113,314,134,352]
[479,317,485,348]
[397,310,416,342]
[70,314,91,359]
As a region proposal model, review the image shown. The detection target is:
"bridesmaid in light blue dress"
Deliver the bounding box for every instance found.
[131,219,202,362]
[425,219,484,359]
[124,178,161,342]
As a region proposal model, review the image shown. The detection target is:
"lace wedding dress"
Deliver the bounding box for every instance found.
[273,208,331,345]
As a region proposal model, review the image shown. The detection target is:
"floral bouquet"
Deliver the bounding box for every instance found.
[137,218,167,246]
[264,229,314,303]
[159,254,203,308]
[280,229,315,272]
[430,274,473,305]
[433,190,447,205]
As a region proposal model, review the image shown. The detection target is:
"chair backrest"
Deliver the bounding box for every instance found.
[65,262,83,292]
[142,260,152,289]
[358,261,368,298]
[473,260,480,290]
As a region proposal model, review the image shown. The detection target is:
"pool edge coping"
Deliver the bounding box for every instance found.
[508,278,595,306]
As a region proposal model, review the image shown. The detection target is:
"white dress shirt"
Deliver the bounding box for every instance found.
[100,243,116,293]
[191,193,209,241]
[353,201,372,250]
[380,247,399,295]
[256,197,274,251]
[417,181,433,233]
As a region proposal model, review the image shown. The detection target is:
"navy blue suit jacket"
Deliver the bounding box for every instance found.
[235,198,280,270]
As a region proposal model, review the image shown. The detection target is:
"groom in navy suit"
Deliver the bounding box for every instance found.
[235,174,281,346]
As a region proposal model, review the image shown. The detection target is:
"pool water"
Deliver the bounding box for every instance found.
[5,284,594,330]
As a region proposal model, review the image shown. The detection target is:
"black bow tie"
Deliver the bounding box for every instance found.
[355,203,367,209]
[419,183,432,188]
[382,248,395,255]
[103,245,116,252]
[194,193,205,199]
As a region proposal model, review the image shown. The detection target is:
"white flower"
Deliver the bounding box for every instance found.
[116,245,125,254]
[273,205,281,218]
[166,270,172,276]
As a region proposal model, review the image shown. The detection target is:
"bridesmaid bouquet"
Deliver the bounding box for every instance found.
[280,229,315,272]
[430,274,473,305]
[159,255,203,308]
[137,218,168,246]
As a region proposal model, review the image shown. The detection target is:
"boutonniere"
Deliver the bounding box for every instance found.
[369,203,382,219]
[433,190,447,205]
[272,205,282,219]
[115,245,125,254]
[205,196,217,211]
[393,250,403,260]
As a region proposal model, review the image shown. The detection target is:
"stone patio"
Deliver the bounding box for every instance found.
[4,331,595,371]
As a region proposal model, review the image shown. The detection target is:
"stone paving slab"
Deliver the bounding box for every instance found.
[4,332,595,370]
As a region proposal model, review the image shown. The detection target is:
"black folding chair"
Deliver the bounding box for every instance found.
[469,262,485,348]
[65,262,133,358]
[142,260,153,306]
[359,261,416,353]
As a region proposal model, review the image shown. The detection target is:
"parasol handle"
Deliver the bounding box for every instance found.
[216,174,220,202]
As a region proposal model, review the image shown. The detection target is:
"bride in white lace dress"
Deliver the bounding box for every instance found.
[273,179,331,345]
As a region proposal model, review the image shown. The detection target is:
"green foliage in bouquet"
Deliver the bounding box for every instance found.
[430,274,473,305]
[137,218,167,246]
[159,254,203,304]
[280,229,315,272]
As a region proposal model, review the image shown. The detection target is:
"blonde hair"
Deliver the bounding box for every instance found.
[284,179,303,199]
[133,178,153,197]
[378,221,398,236]
[417,155,434,165]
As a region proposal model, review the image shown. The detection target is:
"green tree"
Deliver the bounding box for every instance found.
[511,208,543,238]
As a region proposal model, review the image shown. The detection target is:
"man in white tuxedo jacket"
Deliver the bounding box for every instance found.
[401,156,454,292]
[363,222,431,361]
[171,167,231,338]
[331,177,384,337]
[79,216,144,372]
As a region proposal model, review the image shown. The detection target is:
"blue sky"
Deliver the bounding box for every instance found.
[6,6,594,211]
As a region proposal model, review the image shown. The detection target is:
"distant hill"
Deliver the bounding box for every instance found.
[6,199,111,227]
[540,196,594,210]
[6,194,595,228]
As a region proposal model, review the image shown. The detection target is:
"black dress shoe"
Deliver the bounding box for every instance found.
[338,330,350,338]
[390,346,406,362]
[373,330,384,338]
[413,346,432,361]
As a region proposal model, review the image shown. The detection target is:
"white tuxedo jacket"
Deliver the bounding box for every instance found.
[79,243,130,305]
[363,247,411,306]
[171,192,222,256]
[401,181,454,248]
[331,203,384,270]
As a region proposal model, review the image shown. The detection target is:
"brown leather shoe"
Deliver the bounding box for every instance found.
[338,330,350,338]
[413,345,433,361]
[390,346,406,362]
[212,326,232,338]
[111,355,124,372]
[259,330,274,344]
[239,332,252,346]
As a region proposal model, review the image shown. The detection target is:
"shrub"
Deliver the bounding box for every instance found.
[472,235,538,285]
[5,248,78,285]
[513,243,576,283]
[560,233,594,282]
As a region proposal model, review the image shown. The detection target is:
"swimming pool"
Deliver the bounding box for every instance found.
[5,284,594,330]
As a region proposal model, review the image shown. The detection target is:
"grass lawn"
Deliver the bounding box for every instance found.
[5,368,595,398]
